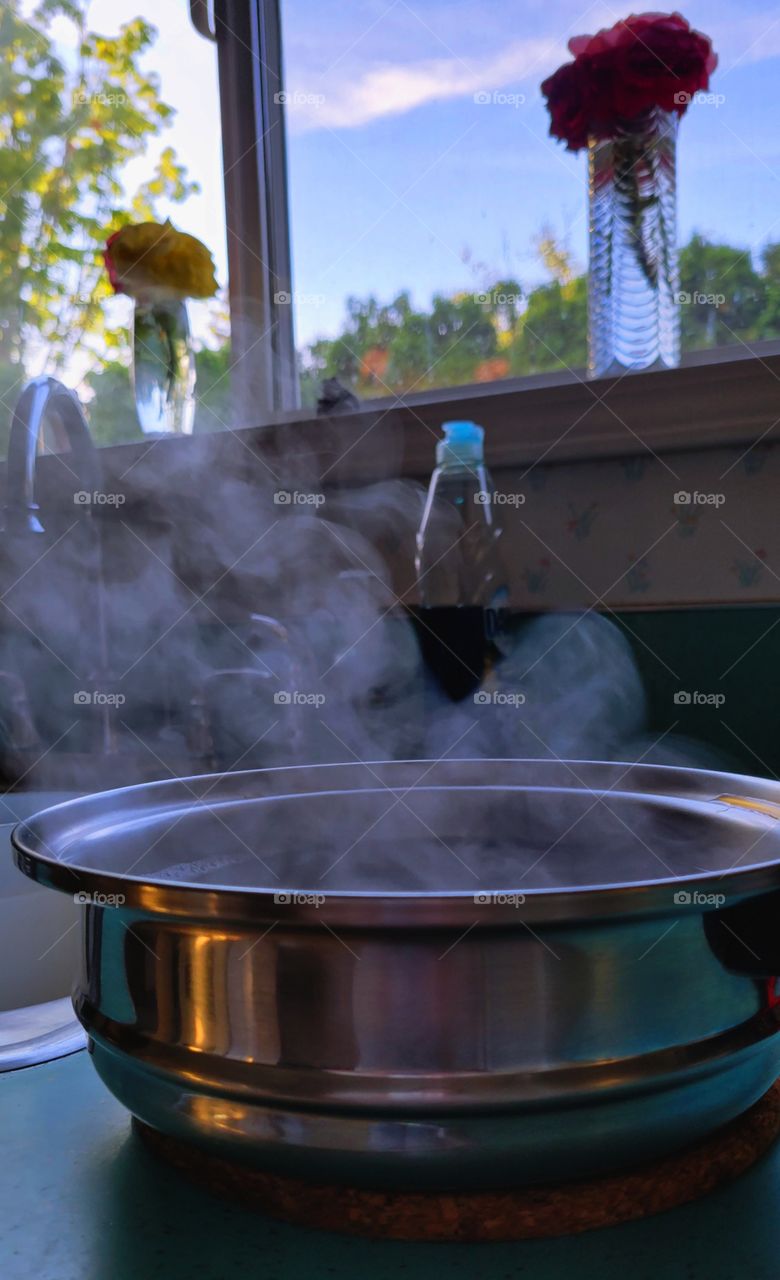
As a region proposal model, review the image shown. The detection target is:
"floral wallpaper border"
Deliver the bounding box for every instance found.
[497,439,779,609]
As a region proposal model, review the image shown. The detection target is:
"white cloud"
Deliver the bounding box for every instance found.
[710,12,780,73]
[285,36,565,132]
[284,3,780,134]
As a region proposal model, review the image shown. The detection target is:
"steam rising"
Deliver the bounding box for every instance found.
[13,449,730,892]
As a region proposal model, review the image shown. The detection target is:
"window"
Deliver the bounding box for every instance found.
[275,1,780,406]
[4,2,780,453]
[0,0,227,449]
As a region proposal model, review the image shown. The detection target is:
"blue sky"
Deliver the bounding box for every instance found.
[41,1,780,351]
[281,0,780,344]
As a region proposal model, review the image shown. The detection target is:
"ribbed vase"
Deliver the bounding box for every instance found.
[588,107,680,378]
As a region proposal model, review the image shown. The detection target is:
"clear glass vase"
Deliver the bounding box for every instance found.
[588,107,680,378]
[132,298,196,435]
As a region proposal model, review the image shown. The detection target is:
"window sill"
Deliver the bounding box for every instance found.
[24,339,780,500]
[286,338,780,481]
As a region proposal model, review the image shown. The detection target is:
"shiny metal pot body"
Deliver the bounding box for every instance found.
[14,760,780,1188]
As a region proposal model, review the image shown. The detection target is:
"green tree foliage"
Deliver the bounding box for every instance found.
[184,342,233,434]
[83,359,138,445]
[303,284,523,403]
[0,0,196,448]
[303,235,780,405]
[757,244,780,335]
[509,276,588,375]
[678,234,766,348]
[300,243,583,401]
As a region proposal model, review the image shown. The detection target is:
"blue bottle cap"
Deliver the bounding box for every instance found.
[436,420,484,466]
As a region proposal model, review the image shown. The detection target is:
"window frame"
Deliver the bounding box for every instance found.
[194,5,780,470]
[195,0,299,416]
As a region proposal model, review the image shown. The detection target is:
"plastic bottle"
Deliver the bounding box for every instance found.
[414,421,508,699]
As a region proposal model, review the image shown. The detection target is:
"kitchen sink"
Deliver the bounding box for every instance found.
[0,791,85,1069]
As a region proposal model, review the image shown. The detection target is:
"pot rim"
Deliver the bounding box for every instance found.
[12,758,780,927]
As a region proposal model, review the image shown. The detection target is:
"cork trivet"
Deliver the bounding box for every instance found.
[134,1081,780,1241]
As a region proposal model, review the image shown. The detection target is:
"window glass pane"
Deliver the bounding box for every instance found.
[1,1,228,450]
[281,1,780,403]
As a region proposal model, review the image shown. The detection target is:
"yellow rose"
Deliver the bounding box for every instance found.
[104,219,218,301]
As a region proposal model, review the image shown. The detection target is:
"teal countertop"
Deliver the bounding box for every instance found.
[1,1049,778,1280]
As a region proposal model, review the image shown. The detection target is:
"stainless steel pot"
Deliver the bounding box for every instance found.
[12,759,780,1189]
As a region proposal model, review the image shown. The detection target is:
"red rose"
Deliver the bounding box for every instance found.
[540,62,591,152]
[614,14,717,116]
[542,11,717,150]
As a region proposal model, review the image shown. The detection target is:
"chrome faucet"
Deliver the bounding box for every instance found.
[3,377,113,752]
[4,376,99,535]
